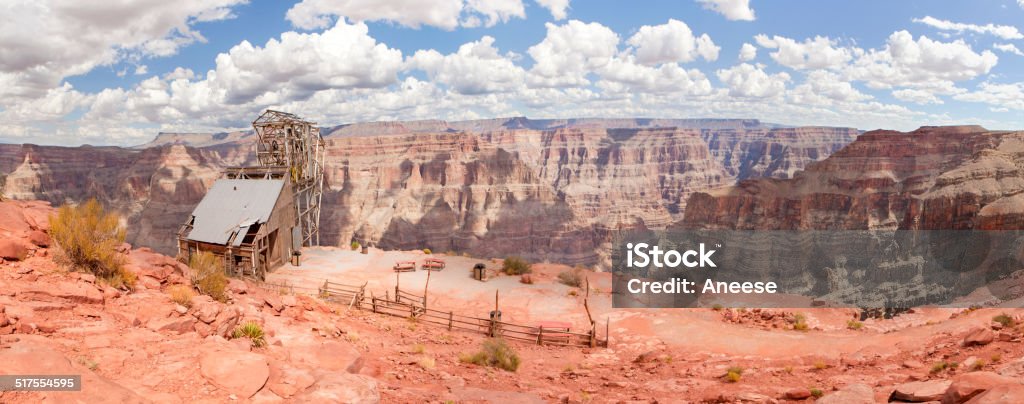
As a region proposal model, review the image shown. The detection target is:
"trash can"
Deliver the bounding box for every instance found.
[473,263,486,280]
[361,245,368,254]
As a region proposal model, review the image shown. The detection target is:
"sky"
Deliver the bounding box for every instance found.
[1,0,1024,146]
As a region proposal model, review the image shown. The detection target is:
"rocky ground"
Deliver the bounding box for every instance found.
[2,199,1024,403]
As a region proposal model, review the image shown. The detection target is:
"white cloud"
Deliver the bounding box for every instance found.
[716,63,789,98]
[534,0,570,20]
[892,88,944,105]
[846,31,998,89]
[912,16,1023,40]
[738,43,757,61]
[626,19,719,65]
[994,43,1024,56]
[409,36,525,94]
[134,65,149,76]
[0,0,247,99]
[754,34,855,70]
[954,82,1024,110]
[527,20,619,87]
[696,0,755,21]
[789,70,871,105]
[285,0,531,31]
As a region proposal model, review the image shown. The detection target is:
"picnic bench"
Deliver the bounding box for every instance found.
[421,257,446,271]
[393,261,416,272]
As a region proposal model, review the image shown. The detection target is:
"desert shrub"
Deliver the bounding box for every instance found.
[232,321,266,348]
[724,366,743,383]
[712,304,724,311]
[412,343,426,354]
[459,338,520,372]
[423,248,432,255]
[418,356,435,369]
[847,320,863,330]
[502,256,532,275]
[50,199,134,288]
[167,285,195,308]
[813,361,829,370]
[993,313,1015,327]
[991,353,1002,362]
[792,313,809,331]
[520,274,534,284]
[557,268,585,287]
[971,359,987,371]
[190,251,228,302]
[810,388,824,398]
[351,241,360,250]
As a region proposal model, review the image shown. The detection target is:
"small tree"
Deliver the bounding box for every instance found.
[50,199,134,288]
[190,251,228,302]
[502,256,532,275]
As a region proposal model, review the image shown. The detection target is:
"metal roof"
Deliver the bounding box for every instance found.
[185,179,286,245]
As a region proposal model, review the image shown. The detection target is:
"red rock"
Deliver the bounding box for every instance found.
[0,313,8,327]
[194,322,213,338]
[281,295,297,307]
[784,388,812,400]
[891,380,952,402]
[286,338,363,373]
[0,338,146,403]
[27,230,50,247]
[965,384,1024,403]
[19,281,104,304]
[213,306,241,337]
[191,299,222,324]
[146,316,196,334]
[292,373,379,403]
[79,273,96,283]
[818,384,875,404]
[268,366,316,399]
[263,295,285,312]
[199,346,270,398]
[137,275,162,290]
[228,278,248,294]
[943,371,1022,403]
[963,327,995,346]
[0,239,28,261]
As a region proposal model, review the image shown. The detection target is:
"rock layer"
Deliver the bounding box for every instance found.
[0,118,857,265]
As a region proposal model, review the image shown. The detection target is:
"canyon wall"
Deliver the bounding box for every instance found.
[0,118,858,265]
[681,126,1024,231]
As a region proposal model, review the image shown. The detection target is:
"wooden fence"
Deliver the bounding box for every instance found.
[251,277,608,348]
[319,280,367,308]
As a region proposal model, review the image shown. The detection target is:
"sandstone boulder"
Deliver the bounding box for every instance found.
[292,373,379,403]
[268,365,316,399]
[0,238,28,260]
[228,278,248,294]
[891,379,951,402]
[0,338,146,403]
[963,327,994,346]
[19,281,104,304]
[943,371,1023,403]
[147,316,197,334]
[27,230,51,247]
[264,295,285,312]
[783,388,811,400]
[191,298,222,324]
[965,384,1024,403]
[285,338,363,373]
[213,306,241,337]
[818,384,875,404]
[199,347,270,398]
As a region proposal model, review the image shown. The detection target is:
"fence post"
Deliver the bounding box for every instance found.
[537,326,543,345]
[590,321,597,348]
[448,311,453,331]
[605,318,610,348]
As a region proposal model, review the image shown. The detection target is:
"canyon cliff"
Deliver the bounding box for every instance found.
[681,125,1024,230]
[0,118,857,265]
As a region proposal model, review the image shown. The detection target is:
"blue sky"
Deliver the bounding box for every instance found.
[1,0,1023,145]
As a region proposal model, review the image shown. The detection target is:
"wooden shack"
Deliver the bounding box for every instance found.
[177,178,297,280]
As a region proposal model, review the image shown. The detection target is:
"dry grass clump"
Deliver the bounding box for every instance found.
[350,241,360,250]
[557,268,585,287]
[502,256,531,275]
[459,338,520,372]
[792,313,809,331]
[167,285,195,308]
[993,313,1015,327]
[724,366,743,383]
[50,199,135,288]
[190,251,228,302]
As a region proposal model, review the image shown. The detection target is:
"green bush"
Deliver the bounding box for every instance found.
[190,252,228,302]
[557,268,585,287]
[423,248,432,255]
[231,321,266,348]
[502,256,532,275]
[459,338,520,371]
[847,320,863,330]
[50,199,134,288]
[351,241,360,250]
[810,388,824,398]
